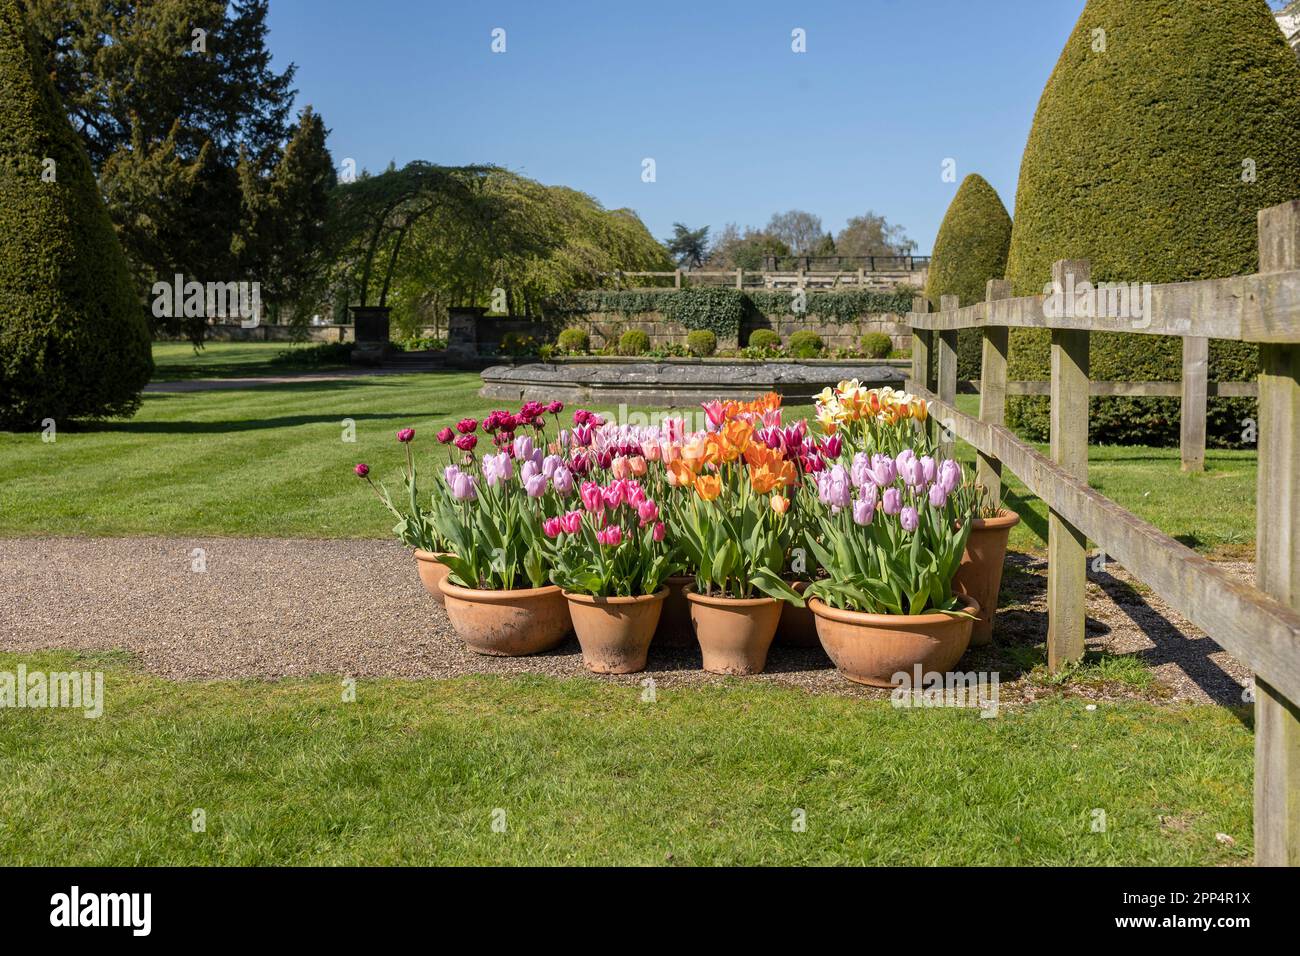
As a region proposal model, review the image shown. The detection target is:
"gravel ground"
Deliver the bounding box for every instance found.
[0,536,1252,705]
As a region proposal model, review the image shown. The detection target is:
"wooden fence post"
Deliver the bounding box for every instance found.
[1047,259,1090,671]
[1254,200,1300,866]
[979,279,1012,504]
[937,294,960,460]
[735,268,744,290]
[1181,337,1209,472]
[674,269,682,289]
[909,297,934,444]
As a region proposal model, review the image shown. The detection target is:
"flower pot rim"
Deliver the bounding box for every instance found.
[806,595,980,627]
[562,586,669,606]
[438,579,563,601]
[665,573,695,583]
[684,585,781,608]
[413,549,452,561]
[966,509,1021,531]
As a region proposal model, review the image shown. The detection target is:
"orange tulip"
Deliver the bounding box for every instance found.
[667,459,696,487]
[770,494,790,515]
[721,419,752,456]
[695,474,723,501]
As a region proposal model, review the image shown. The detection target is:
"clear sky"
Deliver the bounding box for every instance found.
[265,0,1091,252]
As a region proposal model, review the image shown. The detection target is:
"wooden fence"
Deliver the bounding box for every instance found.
[905,200,1300,866]
[598,267,923,292]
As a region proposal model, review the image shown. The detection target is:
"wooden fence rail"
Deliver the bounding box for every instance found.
[905,200,1300,866]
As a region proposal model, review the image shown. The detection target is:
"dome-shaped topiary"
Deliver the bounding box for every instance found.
[747,329,780,351]
[686,329,717,357]
[788,330,824,358]
[0,0,152,427]
[926,174,1012,381]
[618,329,650,356]
[556,327,590,353]
[1003,0,1300,447]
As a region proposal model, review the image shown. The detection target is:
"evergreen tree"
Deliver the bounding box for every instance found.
[0,0,152,426]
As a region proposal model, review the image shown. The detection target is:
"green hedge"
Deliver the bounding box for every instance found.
[546,287,913,342]
[1003,0,1300,447]
[0,0,152,427]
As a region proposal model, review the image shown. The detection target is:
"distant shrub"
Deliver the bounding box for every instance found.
[271,342,353,368]
[859,332,893,359]
[556,327,590,353]
[500,332,540,356]
[686,329,717,357]
[618,329,651,356]
[747,329,781,350]
[788,330,824,358]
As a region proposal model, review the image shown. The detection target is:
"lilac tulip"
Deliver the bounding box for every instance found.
[818,464,852,511]
[482,452,513,487]
[859,482,879,514]
[868,453,897,487]
[900,506,919,532]
[552,466,574,495]
[512,435,535,462]
[920,456,937,485]
[520,459,541,485]
[897,450,923,489]
[542,454,563,479]
[850,453,871,489]
[852,495,875,526]
[451,472,477,501]
[938,459,962,495]
[928,482,948,508]
[882,487,902,516]
[524,473,547,497]
[444,465,461,487]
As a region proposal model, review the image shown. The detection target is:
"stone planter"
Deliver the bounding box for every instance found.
[685,587,783,675]
[564,588,668,674]
[438,579,571,656]
[414,550,452,606]
[809,597,979,688]
[349,306,391,365]
[953,510,1021,646]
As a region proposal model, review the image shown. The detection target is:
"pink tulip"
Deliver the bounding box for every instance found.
[455,434,477,452]
[580,482,604,514]
[354,463,369,478]
[637,500,659,526]
[652,521,666,542]
[628,455,647,477]
[437,427,454,444]
[701,400,726,429]
[610,456,630,480]
[547,401,565,415]
[542,517,561,538]
[561,510,582,534]
[397,427,415,443]
[596,525,623,547]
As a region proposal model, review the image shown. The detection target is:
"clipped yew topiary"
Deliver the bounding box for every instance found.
[860,332,893,359]
[747,329,780,350]
[618,329,650,356]
[788,330,824,359]
[0,0,152,428]
[926,174,1012,382]
[1004,0,1300,447]
[686,329,717,357]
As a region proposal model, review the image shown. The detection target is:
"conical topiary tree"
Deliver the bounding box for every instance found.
[925,174,1012,380]
[1004,0,1300,446]
[0,0,152,428]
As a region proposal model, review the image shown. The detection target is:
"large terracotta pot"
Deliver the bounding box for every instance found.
[685,587,783,675]
[438,579,571,656]
[775,580,820,647]
[414,550,452,606]
[655,575,697,647]
[809,597,979,688]
[564,588,668,674]
[952,510,1020,646]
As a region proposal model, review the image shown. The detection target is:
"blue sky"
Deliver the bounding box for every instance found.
[266,0,1091,252]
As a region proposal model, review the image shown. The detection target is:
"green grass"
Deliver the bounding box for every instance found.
[150,340,349,381]
[0,347,1259,548]
[0,650,1253,865]
[949,395,1257,555]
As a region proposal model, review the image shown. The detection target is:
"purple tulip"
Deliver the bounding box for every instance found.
[850,453,871,489]
[525,473,547,497]
[869,453,897,487]
[451,472,477,501]
[900,506,919,532]
[520,459,541,485]
[882,487,902,516]
[928,483,948,508]
[852,496,875,526]
[938,459,962,495]
[482,452,513,487]
[512,435,535,461]
[443,465,461,487]
[920,456,937,485]
[552,465,574,495]
[897,450,923,489]
[818,464,852,511]
[859,482,879,514]
[542,454,563,479]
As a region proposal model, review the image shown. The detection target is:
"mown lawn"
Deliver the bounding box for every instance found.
[0,346,1259,550]
[150,340,349,381]
[0,651,1253,866]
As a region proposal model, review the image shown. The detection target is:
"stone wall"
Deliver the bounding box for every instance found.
[565,311,911,352]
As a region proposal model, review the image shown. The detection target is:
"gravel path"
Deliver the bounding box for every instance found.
[0,536,1251,705]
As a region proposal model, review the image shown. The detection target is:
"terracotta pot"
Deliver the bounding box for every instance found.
[414,550,452,606]
[655,575,697,647]
[775,580,821,647]
[564,588,668,674]
[809,597,979,688]
[952,510,1020,646]
[685,587,783,675]
[438,579,571,656]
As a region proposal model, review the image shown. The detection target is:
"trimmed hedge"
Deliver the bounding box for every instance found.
[0,0,153,427]
[618,329,650,356]
[1004,0,1300,447]
[556,327,589,352]
[686,329,717,357]
[860,332,893,359]
[788,330,824,358]
[926,174,1012,382]
[747,329,781,350]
